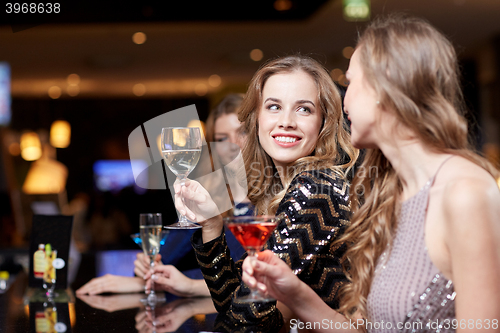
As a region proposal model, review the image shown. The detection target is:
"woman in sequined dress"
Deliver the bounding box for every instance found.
[168,54,359,328]
[242,14,500,332]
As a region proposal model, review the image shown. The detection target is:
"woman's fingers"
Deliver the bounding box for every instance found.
[76,275,114,295]
[174,190,188,216]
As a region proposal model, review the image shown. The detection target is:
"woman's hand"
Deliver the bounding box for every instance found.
[174,179,220,222]
[143,265,210,297]
[76,275,145,295]
[243,250,356,332]
[174,179,224,242]
[242,250,302,303]
[134,253,162,278]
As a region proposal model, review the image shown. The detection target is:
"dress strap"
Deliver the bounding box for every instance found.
[430,155,454,187]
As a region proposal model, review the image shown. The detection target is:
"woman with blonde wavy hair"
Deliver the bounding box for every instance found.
[242,14,500,332]
[169,54,358,327]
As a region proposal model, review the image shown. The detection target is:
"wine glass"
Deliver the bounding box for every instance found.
[224,215,281,302]
[130,230,169,247]
[140,213,163,305]
[161,127,203,229]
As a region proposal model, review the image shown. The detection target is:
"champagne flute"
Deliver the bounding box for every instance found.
[161,127,202,229]
[130,230,169,247]
[140,213,162,305]
[224,215,281,302]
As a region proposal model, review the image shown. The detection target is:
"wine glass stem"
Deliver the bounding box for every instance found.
[177,175,189,225]
[247,251,261,297]
[149,261,155,296]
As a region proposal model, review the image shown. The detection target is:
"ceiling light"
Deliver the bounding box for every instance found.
[343,0,370,21]
[67,74,80,86]
[133,83,146,96]
[48,86,61,99]
[208,75,221,87]
[22,158,68,194]
[20,132,42,161]
[331,68,344,81]
[342,46,354,59]
[50,120,71,148]
[274,0,292,11]
[132,32,147,45]
[250,49,263,62]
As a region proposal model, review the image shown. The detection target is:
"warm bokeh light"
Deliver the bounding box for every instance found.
[8,142,20,156]
[274,0,292,11]
[193,314,206,323]
[48,86,62,99]
[250,49,264,61]
[67,85,80,97]
[337,74,349,87]
[342,46,355,59]
[208,74,222,87]
[331,68,344,81]
[178,81,193,94]
[132,32,147,44]
[20,132,42,161]
[67,73,80,85]
[50,120,71,148]
[133,83,146,96]
[187,119,206,139]
[497,177,500,189]
[156,134,162,155]
[69,302,76,327]
[22,158,68,194]
[172,128,187,147]
[194,83,208,96]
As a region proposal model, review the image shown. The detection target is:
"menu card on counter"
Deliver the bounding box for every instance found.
[29,215,73,289]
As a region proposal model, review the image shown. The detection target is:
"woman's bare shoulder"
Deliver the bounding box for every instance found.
[439,156,500,228]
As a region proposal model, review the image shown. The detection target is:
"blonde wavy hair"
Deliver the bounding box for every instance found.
[238,55,358,215]
[336,14,500,319]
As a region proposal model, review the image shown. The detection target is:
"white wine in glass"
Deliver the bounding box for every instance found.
[161,127,202,229]
[140,213,162,305]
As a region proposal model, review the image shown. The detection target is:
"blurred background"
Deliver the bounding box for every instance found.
[1,0,500,252]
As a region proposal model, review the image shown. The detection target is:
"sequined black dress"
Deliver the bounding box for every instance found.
[192,169,351,327]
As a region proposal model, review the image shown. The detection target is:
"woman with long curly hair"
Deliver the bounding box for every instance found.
[242,14,500,332]
[165,54,358,327]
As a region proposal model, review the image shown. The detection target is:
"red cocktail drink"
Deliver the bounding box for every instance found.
[224,215,281,303]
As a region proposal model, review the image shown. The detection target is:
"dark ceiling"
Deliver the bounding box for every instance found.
[3,0,330,32]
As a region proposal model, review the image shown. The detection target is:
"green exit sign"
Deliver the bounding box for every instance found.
[343,0,370,21]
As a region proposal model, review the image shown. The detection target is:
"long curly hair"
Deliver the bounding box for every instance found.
[238,55,358,215]
[336,14,499,319]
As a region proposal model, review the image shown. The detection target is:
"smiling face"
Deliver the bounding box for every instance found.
[257,70,323,169]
